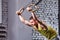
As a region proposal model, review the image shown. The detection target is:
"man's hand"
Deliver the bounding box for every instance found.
[16,7,24,15]
[26,6,32,12]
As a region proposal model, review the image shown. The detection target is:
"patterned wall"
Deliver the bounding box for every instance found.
[32,0,58,40]
[0,0,8,40]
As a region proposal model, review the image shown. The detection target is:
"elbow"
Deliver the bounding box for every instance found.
[21,20,25,23]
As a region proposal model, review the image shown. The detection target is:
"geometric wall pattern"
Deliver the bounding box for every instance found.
[0,0,8,40]
[32,0,58,40]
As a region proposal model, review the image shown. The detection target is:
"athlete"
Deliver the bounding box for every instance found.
[16,5,57,40]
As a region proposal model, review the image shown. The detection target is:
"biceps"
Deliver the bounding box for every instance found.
[23,20,32,26]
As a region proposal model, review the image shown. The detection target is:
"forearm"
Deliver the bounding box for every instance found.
[31,12,37,20]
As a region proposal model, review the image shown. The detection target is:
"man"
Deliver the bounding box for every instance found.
[16,6,57,40]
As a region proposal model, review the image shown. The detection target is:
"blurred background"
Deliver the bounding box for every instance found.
[0,0,60,40]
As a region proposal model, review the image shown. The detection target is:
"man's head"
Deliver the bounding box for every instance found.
[29,16,37,25]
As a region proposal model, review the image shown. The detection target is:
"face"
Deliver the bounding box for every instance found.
[30,19,37,25]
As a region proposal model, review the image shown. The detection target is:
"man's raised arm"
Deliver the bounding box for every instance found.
[31,11,38,20]
[31,11,48,30]
[16,8,32,26]
[19,15,32,26]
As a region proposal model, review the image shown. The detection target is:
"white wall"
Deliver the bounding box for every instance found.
[8,0,32,40]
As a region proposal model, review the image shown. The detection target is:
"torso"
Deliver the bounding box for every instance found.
[33,23,57,40]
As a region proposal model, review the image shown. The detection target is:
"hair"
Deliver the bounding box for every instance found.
[29,16,33,20]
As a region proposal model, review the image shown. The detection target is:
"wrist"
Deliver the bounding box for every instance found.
[16,11,22,16]
[18,13,21,15]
